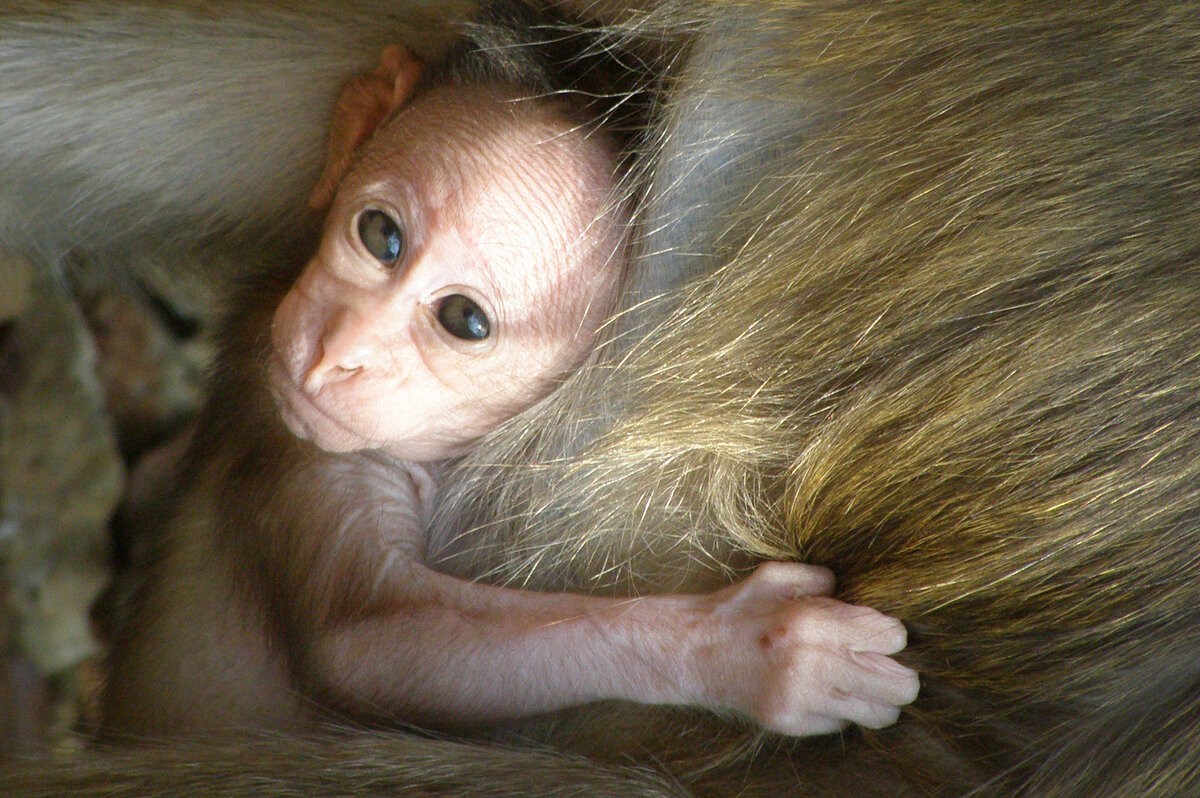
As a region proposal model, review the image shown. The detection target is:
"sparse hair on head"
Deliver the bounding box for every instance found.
[417,0,656,169]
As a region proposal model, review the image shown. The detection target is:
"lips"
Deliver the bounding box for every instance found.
[267,354,362,450]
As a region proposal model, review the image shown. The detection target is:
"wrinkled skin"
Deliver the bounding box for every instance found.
[271,84,626,459]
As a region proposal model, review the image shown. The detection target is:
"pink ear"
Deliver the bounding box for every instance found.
[309,45,424,210]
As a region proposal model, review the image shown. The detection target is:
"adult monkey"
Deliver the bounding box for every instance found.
[4,2,1200,798]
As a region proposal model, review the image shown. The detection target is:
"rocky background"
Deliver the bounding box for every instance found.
[0,253,211,756]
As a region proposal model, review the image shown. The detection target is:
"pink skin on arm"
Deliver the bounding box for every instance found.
[320,550,916,734]
[266,47,918,735]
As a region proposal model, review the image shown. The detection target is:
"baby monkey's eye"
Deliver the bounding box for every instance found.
[357,209,403,265]
[437,294,491,341]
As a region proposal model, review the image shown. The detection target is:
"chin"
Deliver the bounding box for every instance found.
[292,400,380,453]
[311,432,367,453]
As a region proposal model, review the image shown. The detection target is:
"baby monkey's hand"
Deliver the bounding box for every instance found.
[689,562,919,736]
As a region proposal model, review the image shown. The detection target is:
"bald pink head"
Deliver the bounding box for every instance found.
[270,82,627,460]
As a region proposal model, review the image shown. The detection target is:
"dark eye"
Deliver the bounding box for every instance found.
[357,209,403,265]
[437,294,491,341]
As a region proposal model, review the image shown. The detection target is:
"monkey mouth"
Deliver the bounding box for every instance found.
[267,355,366,451]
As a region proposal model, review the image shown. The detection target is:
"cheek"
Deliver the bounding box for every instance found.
[444,353,552,423]
[270,289,310,370]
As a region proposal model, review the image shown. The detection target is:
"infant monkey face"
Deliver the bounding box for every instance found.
[269,85,626,461]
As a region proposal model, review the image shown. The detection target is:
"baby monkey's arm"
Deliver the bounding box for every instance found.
[309,554,918,735]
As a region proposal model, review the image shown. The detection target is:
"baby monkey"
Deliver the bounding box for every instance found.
[275,41,918,732]
[102,30,917,739]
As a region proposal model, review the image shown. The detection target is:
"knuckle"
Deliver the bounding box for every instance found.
[752,561,790,583]
[788,597,841,633]
[752,561,836,593]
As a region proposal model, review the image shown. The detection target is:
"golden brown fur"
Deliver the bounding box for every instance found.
[433,2,1200,794]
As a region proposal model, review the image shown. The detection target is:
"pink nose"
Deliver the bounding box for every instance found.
[302,310,379,394]
[303,357,363,394]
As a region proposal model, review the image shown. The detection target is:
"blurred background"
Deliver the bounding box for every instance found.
[0,252,213,756]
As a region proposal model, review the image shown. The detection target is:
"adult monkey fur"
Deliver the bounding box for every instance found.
[2,1,1200,798]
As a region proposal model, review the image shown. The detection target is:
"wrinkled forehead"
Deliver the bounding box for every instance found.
[376,85,612,222]
[369,85,622,312]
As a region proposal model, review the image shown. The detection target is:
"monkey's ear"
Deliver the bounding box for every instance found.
[309,45,424,210]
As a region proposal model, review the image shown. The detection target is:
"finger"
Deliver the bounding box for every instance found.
[852,612,907,655]
[791,603,908,654]
[833,699,903,730]
[840,651,921,706]
[765,712,848,738]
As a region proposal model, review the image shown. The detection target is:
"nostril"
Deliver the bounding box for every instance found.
[303,358,364,395]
